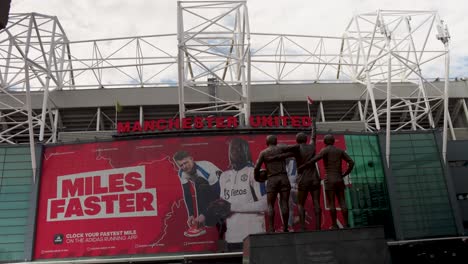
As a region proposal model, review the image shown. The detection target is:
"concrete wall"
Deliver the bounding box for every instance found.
[447,140,468,232]
[1,81,467,109]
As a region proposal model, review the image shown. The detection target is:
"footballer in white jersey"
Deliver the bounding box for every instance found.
[219,138,267,244]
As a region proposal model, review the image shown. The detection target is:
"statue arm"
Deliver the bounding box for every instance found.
[254,152,265,176]
[265,151,295,161]
[341,151,355,177]
[298,148,325,171]
[310,117,317,145]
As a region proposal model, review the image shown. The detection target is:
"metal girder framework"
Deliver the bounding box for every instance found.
[177,1,251,124]
[249,33,345,83]
[0,13,70,144]
[0,13,71,180]
[338,10,451,162]
[0,13,69,145]
[0,6,461,160]
[58,34,178,89]
[340,11,450,131]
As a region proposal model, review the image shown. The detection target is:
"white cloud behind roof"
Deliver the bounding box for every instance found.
[10,0,468,78]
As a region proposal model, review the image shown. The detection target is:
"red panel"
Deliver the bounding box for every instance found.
[34,133,349,259]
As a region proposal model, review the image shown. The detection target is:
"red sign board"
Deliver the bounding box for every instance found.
[34,133,347,259]
[117,115,312,134]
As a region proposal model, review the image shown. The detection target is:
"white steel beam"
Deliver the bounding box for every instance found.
[0,8,455,148]
[177,1,250,125]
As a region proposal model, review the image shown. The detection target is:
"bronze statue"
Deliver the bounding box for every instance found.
[265,119,321,231]
[298,134,354,229]
[254,135,291,233]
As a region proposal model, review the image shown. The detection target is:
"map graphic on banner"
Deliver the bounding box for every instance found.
[34,133,348,259]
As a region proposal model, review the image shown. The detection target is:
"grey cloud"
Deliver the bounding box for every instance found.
[10,0,467,79]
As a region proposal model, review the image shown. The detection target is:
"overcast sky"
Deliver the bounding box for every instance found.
[10,0,468,78]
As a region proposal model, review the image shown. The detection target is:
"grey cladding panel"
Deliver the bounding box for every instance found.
[0,146,36,262]
[447,140,468,160]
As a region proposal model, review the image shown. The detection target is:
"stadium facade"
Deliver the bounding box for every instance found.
[0,1,467,263]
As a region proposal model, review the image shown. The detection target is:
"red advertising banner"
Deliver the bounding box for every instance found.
[34,133,348,259]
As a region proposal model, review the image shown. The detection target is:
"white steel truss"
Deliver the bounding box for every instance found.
[0,6,459,162]
[58,34,178,90]
[340,11,448,131]
[338,10,451,162]
[177,0,251,124]
[0,13,72,180]
[0,13,69,144]
[249,33,345,83]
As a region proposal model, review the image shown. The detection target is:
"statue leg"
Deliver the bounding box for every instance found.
[325,190,338,229]
[312,188,321,230]
[267,192,278,233]
[297,189,308,231]
[279,189,290,232]
[336,188,348,228]
[287,189,296,229]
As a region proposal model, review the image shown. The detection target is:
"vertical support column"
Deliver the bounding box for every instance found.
[96,107,101,131]
[462,99,468,125]
[39,76,50,141]
[57,32,67,90]
[385,36,392,167]
[23,16,37,182]
[139,106,144,127]
[442,43,449,163]
[406,102,417,130]
[279,102,285,126]
[242,48,251,126]
[244,6,251,126]
[376,13,393,166]
[357,101,364,121]
[366,81,381,130]
[39,19,57,141]
[52,109,58,143]
[319,101,326,122]
[177,1,185,120]
[434,18,451,162]
[448,112,456,140]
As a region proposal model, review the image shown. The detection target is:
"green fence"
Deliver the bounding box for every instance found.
[0,146,36,262]
[389,133,458,239]
[345,135,392,233]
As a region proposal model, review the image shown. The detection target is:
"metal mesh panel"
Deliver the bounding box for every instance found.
[390,133,457,239]
[345,135,392,233]
[0,146,34,262]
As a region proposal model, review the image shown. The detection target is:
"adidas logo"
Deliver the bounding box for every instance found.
[53,234,64,244]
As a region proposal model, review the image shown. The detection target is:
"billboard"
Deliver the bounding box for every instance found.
[34,133,349,259]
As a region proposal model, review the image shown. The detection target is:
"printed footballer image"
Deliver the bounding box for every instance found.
[172,138,268,248]
[172,150,222,238]
[218,138,267,248]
